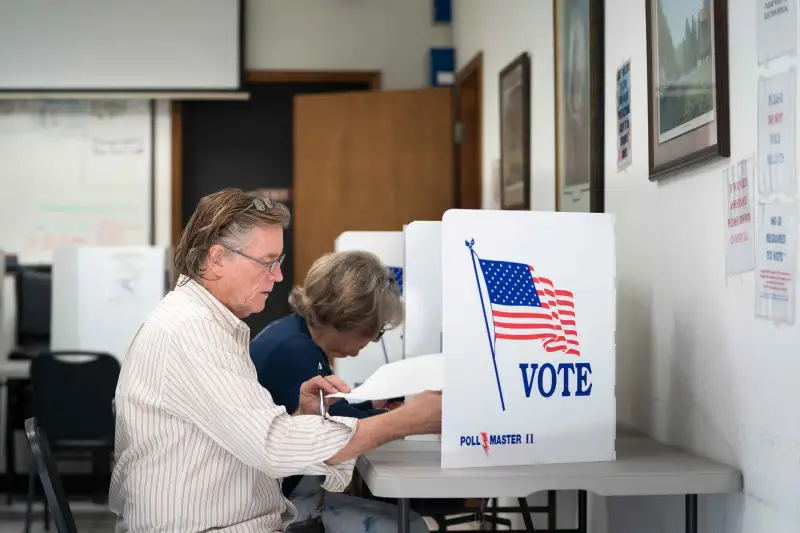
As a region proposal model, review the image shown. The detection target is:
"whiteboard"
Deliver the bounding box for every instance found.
[0,100,153,263]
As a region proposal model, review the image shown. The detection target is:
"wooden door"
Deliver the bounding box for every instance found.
[455,53,483,209]
[294,88,454,282]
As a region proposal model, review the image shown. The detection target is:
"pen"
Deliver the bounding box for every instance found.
[318,362,325,418]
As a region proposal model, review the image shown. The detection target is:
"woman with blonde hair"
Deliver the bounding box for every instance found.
[250,250,429,533]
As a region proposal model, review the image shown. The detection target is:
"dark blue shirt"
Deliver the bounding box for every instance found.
[250,313,385,497]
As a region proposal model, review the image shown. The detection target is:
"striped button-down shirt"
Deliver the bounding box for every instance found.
[109,276,358,533]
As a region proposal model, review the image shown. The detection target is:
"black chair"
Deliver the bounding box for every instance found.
[5,265,52,503]
[24,418,78,533]
[24,351,120,533]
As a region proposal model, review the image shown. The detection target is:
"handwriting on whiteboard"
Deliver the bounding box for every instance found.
[90,101,129,119]
[92,137,145,156]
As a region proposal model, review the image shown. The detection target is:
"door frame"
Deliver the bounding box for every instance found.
[169,69,382,247]
[453,52,483,209]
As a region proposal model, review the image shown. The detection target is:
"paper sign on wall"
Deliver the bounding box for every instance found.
[758,69,796,197]
[616,59,632,171]
[754,201,797,325]
[757,0,798,64]
[724,159,755,276]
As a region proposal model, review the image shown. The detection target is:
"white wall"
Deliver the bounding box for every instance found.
[247,0,452,90]
[454,0,799,532]
[453,0,556,211]
[605,0,798,531]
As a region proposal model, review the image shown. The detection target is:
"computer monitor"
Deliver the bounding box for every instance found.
[14,265,52,350]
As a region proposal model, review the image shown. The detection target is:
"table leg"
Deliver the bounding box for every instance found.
[397,498,410,533]
[685,494,698,533]
[517,497,536,533]
[546,490,556,530]
[577,490,587,533]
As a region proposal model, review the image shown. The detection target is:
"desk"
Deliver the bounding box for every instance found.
[0,361,31,382]
[356,432,742,533]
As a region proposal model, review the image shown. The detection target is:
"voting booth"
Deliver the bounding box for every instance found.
[439,209,616,468]
[333,231,405,388]
[51,246,167,361]
[403,221,442,358]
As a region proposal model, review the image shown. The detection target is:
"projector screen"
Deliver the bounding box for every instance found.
[0,0,242,91]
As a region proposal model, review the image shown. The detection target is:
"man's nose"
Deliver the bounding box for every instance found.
[270,263,284,282]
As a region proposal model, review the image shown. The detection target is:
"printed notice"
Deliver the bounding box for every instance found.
[758,0,797,64]
[725,159,755,275]
[758,69,796,197]
[616,59,632,171]
[755,201,797,325]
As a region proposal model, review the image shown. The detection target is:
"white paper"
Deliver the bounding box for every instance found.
[724,159,755,275]
[757,0,798,64]
[758,69,797,197]
[616,59,632,172]
[328,353,442,401]
[754,201,797,324]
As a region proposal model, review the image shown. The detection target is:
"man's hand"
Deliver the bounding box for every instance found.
[324,390,442,465]
[397,390,442,435]
[297,375,351,416]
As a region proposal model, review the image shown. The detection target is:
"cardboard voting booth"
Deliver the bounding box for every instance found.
[333,231,405,388]
[440,209,616,468]
[51,246,167,361]
[403,221,442,358]
[402,222,443,441]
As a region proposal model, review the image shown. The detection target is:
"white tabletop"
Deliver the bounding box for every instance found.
[356,430,742,499]
[0,360,31,381]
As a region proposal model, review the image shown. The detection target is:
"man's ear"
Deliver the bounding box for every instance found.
[207,244,227,273]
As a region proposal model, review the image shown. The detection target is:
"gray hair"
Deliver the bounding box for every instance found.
[289,251,404,337]
[174,188,290,281]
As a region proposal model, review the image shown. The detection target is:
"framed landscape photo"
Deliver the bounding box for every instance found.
[499,52,531,210]
[645,0,730,181]
[553,0,605,212]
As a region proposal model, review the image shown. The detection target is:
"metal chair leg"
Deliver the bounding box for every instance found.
[24,461,35,533]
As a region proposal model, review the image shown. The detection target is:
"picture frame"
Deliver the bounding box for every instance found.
[553,0,605,213]
[499,52,531,210]
[645,0,730,181]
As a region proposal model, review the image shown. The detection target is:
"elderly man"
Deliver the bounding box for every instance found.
[109,188,442,533]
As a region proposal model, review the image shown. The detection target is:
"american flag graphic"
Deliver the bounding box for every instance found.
[465,238,580,411]
[388,266,404,295]
[478,259,580,356]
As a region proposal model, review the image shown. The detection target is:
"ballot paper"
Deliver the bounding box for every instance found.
[328,353,442,402]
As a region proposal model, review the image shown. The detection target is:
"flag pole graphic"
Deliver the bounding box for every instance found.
[466,239,505,412]
[380,336,390,364]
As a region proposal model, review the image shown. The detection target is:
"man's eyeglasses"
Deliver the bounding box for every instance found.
[224,246,285,273]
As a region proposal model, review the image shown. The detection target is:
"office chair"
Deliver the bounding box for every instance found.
[24,418,78,533]
[24,351,120,533]
[5,265,52,503]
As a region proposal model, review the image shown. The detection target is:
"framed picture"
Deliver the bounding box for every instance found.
[554,0,605,213]
[499,52,531,210]
[645,0,730,181]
